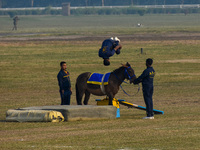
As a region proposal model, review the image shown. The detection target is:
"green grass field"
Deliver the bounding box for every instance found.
[0,14,200,150]
[0,14,200,35]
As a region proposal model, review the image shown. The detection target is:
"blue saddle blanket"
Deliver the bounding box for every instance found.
[87,72,111,85]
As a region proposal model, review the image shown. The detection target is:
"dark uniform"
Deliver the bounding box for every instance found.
[99,39,120,59]
[12,16,19,31]
[134,66,155,117]
[57,69,71,105]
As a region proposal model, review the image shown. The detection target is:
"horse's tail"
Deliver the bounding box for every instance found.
[76,82,81,105]
[76,72,91,105]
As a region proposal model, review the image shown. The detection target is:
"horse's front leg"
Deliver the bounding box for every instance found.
[108,94,114,105]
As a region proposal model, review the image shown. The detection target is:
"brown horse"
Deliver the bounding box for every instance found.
[75,62,136,105]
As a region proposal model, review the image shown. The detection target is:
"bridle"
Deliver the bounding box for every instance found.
[124,66,136,81]
[113,66,140,96]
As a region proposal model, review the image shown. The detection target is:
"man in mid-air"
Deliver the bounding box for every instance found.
[57,61,72,105]
[133,58,155,119]
[99,37,122,66]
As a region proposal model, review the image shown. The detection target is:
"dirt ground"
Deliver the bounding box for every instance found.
[0,32,200,42]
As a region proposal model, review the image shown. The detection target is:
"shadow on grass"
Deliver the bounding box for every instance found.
[0,120,6,122]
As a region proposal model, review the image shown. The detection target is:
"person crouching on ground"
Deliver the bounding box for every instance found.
[99,37,122,66]
[133,58,155,119]
[57,61,72,105]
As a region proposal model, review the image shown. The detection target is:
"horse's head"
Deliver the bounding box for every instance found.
[122,62,137,84]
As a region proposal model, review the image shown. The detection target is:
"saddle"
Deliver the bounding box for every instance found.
[87,73,111,85]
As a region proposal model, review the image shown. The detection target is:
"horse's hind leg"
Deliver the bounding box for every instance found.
[76,83,85,105]
[76,91,84,105]
[83,90,90,105]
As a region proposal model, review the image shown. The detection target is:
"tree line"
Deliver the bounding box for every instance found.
[1,7,199,18]
[0,0,200,8]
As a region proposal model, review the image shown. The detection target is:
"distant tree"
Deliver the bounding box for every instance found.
[1,0,200,8]
[131,0,133,5]
[180,0,184,4]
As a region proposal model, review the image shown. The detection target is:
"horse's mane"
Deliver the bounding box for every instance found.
[112,66,125,74]
[112,63,131,74]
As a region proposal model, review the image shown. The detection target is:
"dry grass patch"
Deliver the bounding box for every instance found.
[164,59,200,63]
[0,33,200,149]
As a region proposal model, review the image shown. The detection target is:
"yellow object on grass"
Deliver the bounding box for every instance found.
[97,97,120,108]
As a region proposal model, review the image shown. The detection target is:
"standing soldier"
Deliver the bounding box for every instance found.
[12,16,20,31]
[133,58,155,119]
[57,61,72,105]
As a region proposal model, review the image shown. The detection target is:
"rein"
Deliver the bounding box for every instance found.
[119,84,140,97]
[113,67,140,97]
